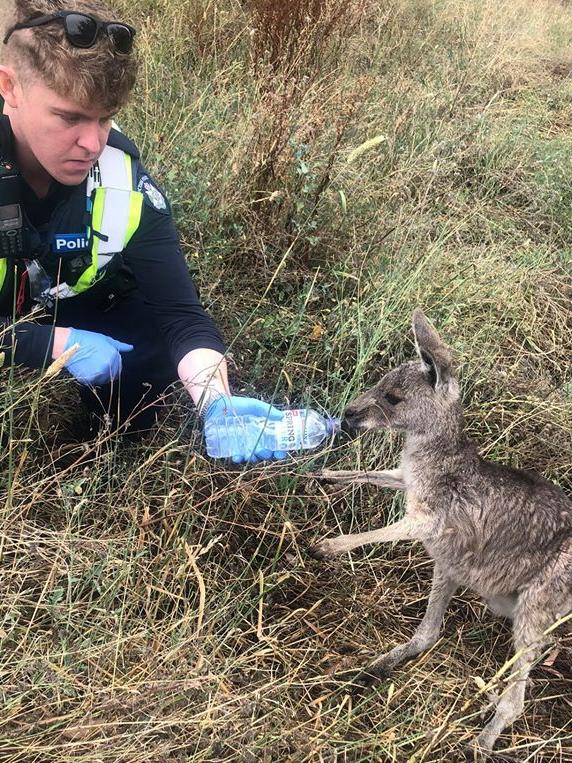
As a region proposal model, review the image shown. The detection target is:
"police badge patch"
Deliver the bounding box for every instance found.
[137,174,168,212]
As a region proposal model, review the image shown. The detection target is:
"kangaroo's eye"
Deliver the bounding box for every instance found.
[384,391,403,406]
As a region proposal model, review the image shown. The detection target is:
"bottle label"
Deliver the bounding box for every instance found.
[273,409,312,450]
[281,410,298,449]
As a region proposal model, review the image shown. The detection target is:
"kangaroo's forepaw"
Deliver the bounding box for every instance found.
[314,469,363,483]
[310,536,346,560]
[307,469,342,483]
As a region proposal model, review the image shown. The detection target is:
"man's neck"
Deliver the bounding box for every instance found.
[19,161,53,199]
[3,104,53,199]
[13,136,53,200]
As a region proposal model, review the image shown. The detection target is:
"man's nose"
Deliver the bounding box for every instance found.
[76,122,106,155]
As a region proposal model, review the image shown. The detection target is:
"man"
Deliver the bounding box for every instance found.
[0,0,285,462]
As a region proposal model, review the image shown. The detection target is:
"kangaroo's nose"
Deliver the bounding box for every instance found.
[341,405,360,437]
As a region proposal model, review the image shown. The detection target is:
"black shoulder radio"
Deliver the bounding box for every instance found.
[0,159,25,259]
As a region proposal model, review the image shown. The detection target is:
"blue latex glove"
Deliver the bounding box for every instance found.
[63,328,134,386]
[205,395,288,464]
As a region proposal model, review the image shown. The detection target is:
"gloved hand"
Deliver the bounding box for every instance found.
[63,328,133,386]
[205,395,288,463]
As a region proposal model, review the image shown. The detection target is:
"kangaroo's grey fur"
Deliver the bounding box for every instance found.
[314,309,572,755]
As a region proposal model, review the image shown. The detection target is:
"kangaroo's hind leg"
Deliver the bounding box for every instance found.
[474,577,572,753]
[350,565,458,687]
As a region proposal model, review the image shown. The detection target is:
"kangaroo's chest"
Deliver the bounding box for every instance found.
[405,491,518,595]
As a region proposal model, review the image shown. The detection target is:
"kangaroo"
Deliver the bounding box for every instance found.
[313,309,572,756]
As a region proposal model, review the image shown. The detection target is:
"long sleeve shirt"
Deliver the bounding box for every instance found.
[0,120,225,370]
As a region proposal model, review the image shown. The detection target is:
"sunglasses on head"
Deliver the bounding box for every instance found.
[3,10,136,54]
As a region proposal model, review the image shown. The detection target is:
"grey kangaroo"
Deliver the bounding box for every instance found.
[314,309,572,755]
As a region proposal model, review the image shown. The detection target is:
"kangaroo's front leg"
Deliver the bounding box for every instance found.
[316,468,405,490]
[312,515,423,559]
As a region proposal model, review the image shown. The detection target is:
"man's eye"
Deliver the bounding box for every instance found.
[61,115,79,125]
[384,392,403,406]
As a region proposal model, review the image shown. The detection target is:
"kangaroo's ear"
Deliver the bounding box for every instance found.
[412,308,454,390]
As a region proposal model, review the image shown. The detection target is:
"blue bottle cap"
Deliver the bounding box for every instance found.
[326,417,341,435]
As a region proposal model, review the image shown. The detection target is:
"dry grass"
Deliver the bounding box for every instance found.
[1,0,572,760]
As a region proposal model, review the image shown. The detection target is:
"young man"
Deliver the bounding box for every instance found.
[0,0,285,462]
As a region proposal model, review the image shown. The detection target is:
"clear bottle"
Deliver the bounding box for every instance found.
[205,408,340,458]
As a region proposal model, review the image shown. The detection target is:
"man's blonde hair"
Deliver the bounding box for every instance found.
[1,0,137,112]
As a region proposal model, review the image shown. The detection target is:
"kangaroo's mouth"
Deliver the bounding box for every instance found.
[342,401,395,435]
[340,416,359,437]
[342,412,385,436]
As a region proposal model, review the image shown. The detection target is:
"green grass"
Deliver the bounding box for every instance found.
[1,0,572,760]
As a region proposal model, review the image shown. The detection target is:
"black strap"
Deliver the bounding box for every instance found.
[0,114,16,166]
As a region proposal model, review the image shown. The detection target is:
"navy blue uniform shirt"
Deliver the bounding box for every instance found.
[0,119,225,372]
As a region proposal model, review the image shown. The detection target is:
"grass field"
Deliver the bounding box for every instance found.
[1,0,572,760]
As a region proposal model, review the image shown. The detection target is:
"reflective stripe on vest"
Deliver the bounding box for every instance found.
[45,145,144,300]
[74,185,143,293]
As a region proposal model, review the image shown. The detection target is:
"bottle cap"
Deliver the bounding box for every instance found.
[326,417,341,435]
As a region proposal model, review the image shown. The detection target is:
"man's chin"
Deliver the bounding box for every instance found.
[54,167,92,186]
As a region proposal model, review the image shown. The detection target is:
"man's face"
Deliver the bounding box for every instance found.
[9,78,116,186]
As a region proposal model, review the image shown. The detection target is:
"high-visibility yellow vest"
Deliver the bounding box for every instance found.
[0,141,144,303]
[43,143,144,301]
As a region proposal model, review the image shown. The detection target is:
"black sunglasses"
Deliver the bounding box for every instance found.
[3,11,136,54]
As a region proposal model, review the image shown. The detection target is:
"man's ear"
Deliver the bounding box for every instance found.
[0,65,20,109]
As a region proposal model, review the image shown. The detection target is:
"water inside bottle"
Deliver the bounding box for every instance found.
[205,408,340,459]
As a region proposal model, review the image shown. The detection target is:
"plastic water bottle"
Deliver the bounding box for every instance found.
[205,408,341,458]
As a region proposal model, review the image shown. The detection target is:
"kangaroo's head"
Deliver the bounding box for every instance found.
[343,309,461,436]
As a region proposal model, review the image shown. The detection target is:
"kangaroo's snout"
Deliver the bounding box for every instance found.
[341,408,361,437]
[342,393,387,434]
